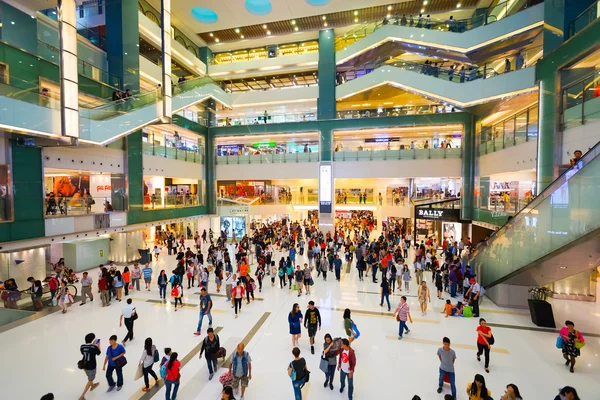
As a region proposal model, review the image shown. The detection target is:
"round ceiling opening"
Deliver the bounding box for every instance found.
[245,0,273,16]
[190,7,218,23]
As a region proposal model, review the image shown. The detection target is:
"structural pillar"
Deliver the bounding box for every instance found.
[105,0,140,91]
[199,46,213,66]
[205,130,216,215]
[461,116,475,220]
[537,71,558,192]
[58,0,79,138]
[160,0,172,121]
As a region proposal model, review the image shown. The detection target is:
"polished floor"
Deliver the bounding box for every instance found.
[1,242,599,400]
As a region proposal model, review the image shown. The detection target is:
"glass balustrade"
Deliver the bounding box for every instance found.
[478,105,538,155]
[212,41,319,65]
[561,69,600,130]
[567,0,600,39]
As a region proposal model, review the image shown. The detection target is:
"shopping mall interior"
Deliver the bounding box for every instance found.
[0,0,599,399]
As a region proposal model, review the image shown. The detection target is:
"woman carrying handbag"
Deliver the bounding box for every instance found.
[559,320,585,373]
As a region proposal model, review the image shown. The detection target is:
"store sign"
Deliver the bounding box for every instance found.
[416,208,460,221]
[319,163,332,214]
[229,206,249,215]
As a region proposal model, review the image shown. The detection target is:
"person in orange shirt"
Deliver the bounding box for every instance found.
[239,263,249,285]
[122,266,131,296]
[380,252,392,281]
[442,299,453,318]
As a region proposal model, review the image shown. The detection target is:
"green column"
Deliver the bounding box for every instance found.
[205,130,216,215]
[199,47,213,66]
[106,0,140,91]
[318,29,335,162]
[126,131,144,223]
[537,71,558,192]
[461,116,475,220]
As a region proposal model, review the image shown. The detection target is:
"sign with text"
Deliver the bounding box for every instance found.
[415,207,460,221]
[319,163,332,214]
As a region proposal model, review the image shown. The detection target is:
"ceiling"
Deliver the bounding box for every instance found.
[5,0,56,13]
[173,0,480,45]
[337,85,444,110]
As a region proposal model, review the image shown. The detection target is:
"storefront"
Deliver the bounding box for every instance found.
[143,176,201,209]
[217,180,292,204]
[478,177,535,215]
[413,199,464,244]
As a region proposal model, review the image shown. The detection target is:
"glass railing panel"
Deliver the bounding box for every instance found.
[154,145,166,158]
[165,147,177,159]
[142,142,154,156]
[446,148,462,158]
[568,0,600,38]
[238,155,250,163]
[357,151,372,161]
[80,91,158,121]
[493,134,503,151]
[430,148,444,159]
[44,196,127,217]
[414,149,429,159]
[486,140,494,154]
[471,144,600,286]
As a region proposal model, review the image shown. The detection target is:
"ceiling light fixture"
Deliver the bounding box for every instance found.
[209,33,213,37]
[421,8,425,13]
[388,5,392,11]
[215,38,220,42]
[354,11,358,15]
[457,3,462,8]
[240,35,245,39]
[266,30,271,35]
[387,14,391,19]
[294,27,299,31]
[324,22,328,26]
[354,18,358,23]
[423,1,428,5]
[291,20,296,25]
[263,24,268,29]
[322,16,327,20]
[235,28,240,33]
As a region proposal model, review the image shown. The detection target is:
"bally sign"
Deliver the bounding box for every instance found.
[418,209,445,219]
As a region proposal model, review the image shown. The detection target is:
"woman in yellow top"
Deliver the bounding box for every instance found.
[467,374,491,400]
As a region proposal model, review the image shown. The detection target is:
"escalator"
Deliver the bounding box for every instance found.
[336,1,544,67]
[0,75,231,145]
[469,142,600,289]
[336,57,537,108]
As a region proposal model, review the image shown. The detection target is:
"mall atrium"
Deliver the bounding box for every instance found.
[0,0,598,399]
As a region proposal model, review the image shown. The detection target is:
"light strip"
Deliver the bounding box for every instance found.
[233,98,317,107]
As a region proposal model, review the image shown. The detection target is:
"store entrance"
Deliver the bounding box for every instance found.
[412,198,463,246]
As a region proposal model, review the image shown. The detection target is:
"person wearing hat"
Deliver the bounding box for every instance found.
[465,277,481,317]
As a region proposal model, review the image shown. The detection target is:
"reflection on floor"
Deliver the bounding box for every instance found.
[0,242,598,400]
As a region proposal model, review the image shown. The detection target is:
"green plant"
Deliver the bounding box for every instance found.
[529,286,554,301]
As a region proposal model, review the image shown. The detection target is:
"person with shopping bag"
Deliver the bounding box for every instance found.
[558,320,585,373]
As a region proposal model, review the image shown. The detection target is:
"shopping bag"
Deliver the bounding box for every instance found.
[319,357,329,374]
[463,305,473,318]
[351,323,361,339]
[293,283,297,291]
[134,363,144,381]
[51,297,57,307]
[556,336,564,349]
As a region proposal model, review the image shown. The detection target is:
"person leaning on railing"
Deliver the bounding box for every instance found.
[1,278,21,309]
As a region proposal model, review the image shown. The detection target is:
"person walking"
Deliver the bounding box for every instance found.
[142,263,152,291]
[80,272,94,305]
[333,254,342,281]
[304,301,322,354]
[476,318,493,373]
[467,374,491,399]
[164,352,181,400]
[553,386,580,400]
[322,334,338,390]
[338,339,355,400]
[232,280,245,318]
[500,384,522,400]
[320,255,329,281]
[199,327,221,380]
[103,335,126,392]
[418,281,431,316]
[120,298,137,344]
[380,276,391,311]
[225,272,235,302]
[79,333,101,400]
[172,281,183,311]
[114,271,124,301]
[303,264,312,295]
[99,273,109,307]
[229,343,252,400]
[194,287,213,336]
[157,270,168,300]
[286,262,294,289]
[464,277,481,317]
[356,256,366,281]
[343,308,356,344]
[294,266,304,297]
[139,338,160,391]
[289,303,303,347]
[131,263,141,291]
[123,267,131,297]
[437,337,457,398]
[402,264,411,292]
[559,320,585,373]
[393,296,412,339]
[288,347,309,400]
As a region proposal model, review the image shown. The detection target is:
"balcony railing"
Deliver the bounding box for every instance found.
[44,195,128,218]
[333,147,462,161]
[216,152,319,165]
[143,194,202,210]
[143,142,204,164]
[567,0,600,39]
[212,41,319,65]
[478,104,538,155]
[561,68,600,130]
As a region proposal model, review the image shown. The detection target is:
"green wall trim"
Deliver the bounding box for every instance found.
[472,209,509,227]
[317,29,336,123]
[0,141,45,243]
[210,113,472,137]
[461,114,475,220]
[172,115,208,136]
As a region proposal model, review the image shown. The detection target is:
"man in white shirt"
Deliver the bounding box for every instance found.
[465,278,481,317]
[119,298,136,344]
[224,272,236,304]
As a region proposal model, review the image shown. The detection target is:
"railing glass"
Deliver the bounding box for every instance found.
[478,104,538,155]
[142,142,204,164]
[469,142,600,287]
[216,152,319,165]
[44,195,128,218]
[212,41,319,65]
[567,0,600,39]
[561,68,600,130]
[333,147,461,161]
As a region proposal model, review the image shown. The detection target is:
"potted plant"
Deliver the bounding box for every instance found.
[528,286,556,328]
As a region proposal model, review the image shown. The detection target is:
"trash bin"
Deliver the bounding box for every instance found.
[138,248,151,264]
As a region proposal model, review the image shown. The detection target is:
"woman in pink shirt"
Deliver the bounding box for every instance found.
[559,320,585,373]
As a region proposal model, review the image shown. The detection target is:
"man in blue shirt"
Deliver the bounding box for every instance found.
[194,287,213,335]
[333,254,343,281]
[289,246,296,264]
[141,263,152,291]
[368,251,378,283]
[449,266,457,298]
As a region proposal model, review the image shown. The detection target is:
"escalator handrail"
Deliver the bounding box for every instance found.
[468,140,600,262]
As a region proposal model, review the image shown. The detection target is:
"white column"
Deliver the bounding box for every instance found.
[58,0,79,138]
[161,0,172,121]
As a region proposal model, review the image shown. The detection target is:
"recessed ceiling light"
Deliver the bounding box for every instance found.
[388,5,392,11]
[354,11,358,15]
[209,33,214,37]
[263,24,268,29]
[294,27,299,31]
[324,22,328,27]
[215,38,220,42]
[235,28,240,33]
[10,21,15,25]
[423,0,428,4]
[421,8,425,13]
[354,18,358,23]
[322,16,326,20]
[457,3,461,8]
[386,14,391,19]
[291,20,296,25]
[240,35,245,39]
[266,30,271,35]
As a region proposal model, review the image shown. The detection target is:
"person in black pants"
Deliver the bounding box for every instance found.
[120,298,136,343]
[476,318,492,373]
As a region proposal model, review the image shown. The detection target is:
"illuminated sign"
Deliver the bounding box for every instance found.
[319,163,332,214]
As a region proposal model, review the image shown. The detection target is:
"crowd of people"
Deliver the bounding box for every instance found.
[16,218,585,400]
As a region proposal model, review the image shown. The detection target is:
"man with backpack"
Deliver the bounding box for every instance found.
[79,332,101,400]
[199,327,221,380]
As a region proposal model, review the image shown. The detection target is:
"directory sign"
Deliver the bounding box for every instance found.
[319,163,332,214]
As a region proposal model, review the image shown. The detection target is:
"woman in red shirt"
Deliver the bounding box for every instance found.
[476,318,493,373]
[231,281,245,319]
[164,352,181,400]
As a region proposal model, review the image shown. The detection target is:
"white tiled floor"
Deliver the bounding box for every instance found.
[1,242,599,400]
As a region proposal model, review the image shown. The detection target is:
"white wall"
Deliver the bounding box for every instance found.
[0,247,49,288]
[143,155,205,180]
[217,162,319,180]
[334,159,461,179]
[43,147,125,174]
[479,140,537,177]
[561,120,600,164]
[231,86,318,108]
